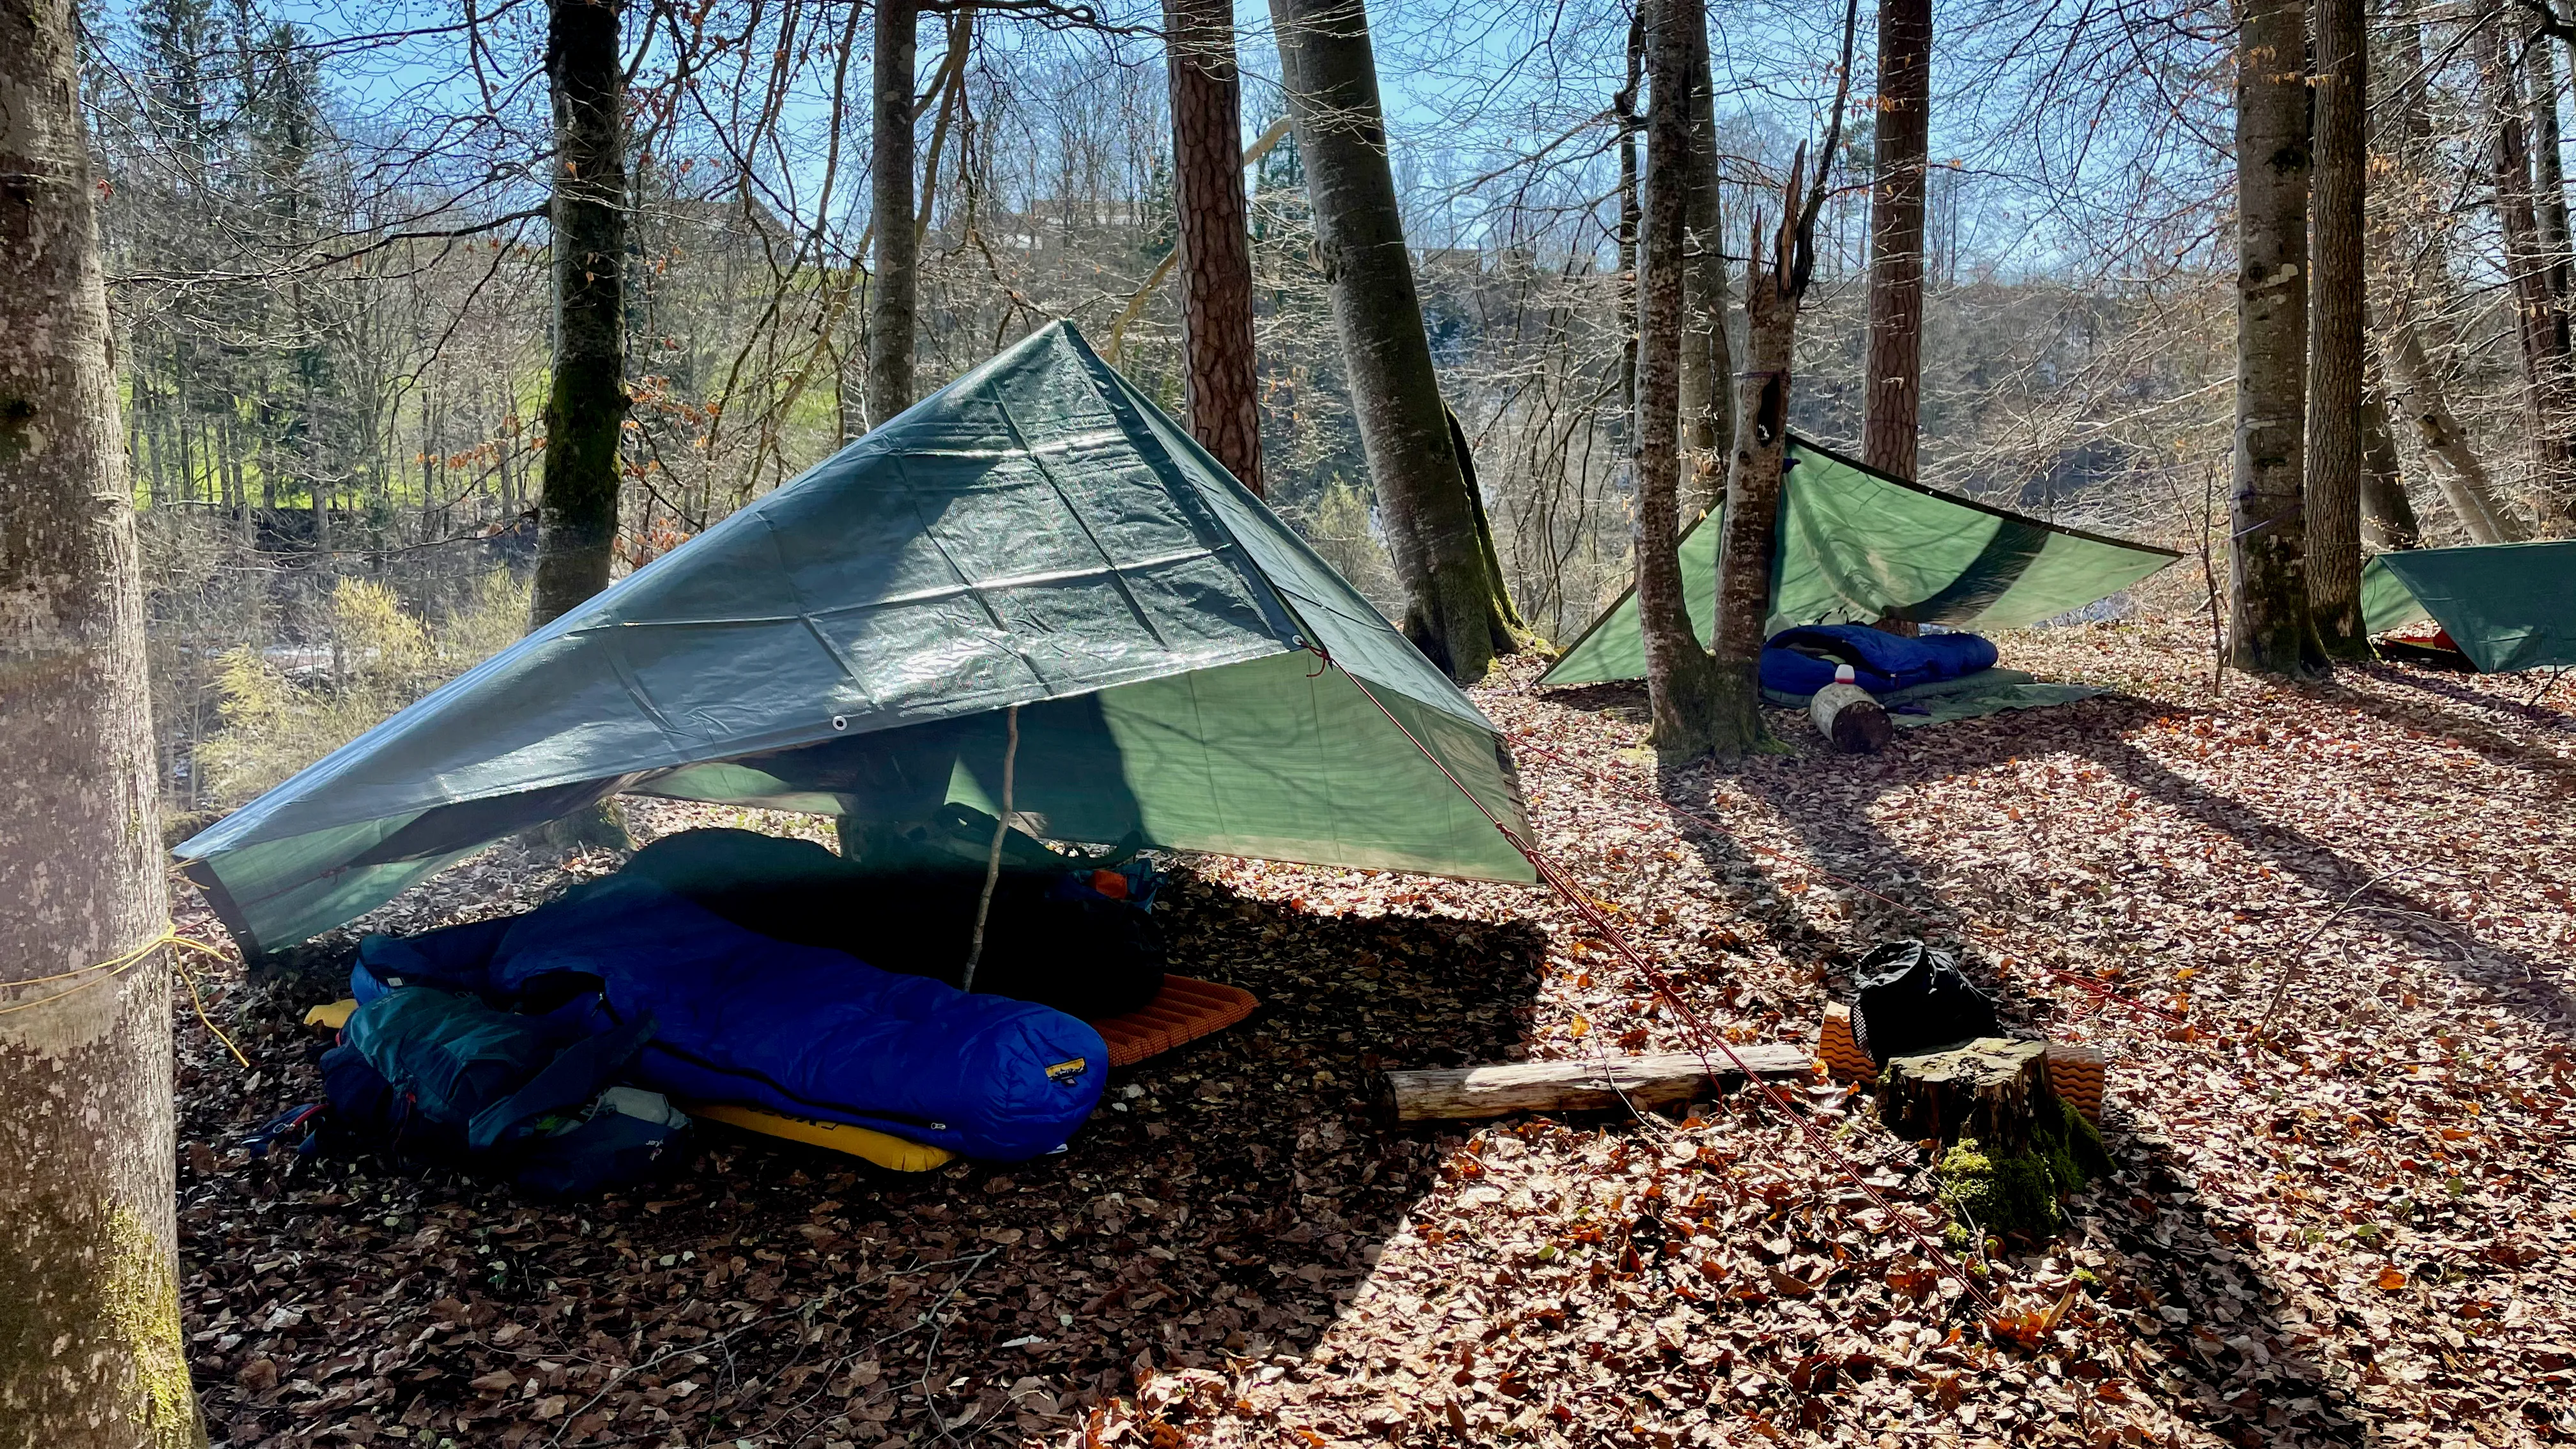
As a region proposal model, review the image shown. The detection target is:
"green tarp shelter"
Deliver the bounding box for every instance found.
[2361,541,2576,673]
[1539,436,2181,687]
[178,323,1534,955]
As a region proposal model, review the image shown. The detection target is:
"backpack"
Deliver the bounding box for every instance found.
[1848,940,2004,1063]
[316,986,686,1195]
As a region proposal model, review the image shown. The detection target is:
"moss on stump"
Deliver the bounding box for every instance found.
[1882,1036,2110,1239]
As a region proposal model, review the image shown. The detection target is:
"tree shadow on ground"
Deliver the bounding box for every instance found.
[1532,685,2376,1445]
[2320,671,2576,794]
[177,869,1549,1447]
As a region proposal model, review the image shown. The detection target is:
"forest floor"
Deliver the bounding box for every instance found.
[168,618,2576,1449]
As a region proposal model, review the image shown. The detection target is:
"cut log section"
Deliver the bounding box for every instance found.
[1820,1004,2106,1125]
[1879,1037,2053,1150]
[1380,1045,1813,1122]
[1810,682,1894,753]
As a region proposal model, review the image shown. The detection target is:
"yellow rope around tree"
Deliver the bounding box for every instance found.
[1,929,250,1067]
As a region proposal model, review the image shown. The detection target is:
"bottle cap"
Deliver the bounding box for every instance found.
[1834,663,1856,684]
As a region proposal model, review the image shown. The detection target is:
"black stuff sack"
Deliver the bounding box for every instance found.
[1848,940,2002,1063]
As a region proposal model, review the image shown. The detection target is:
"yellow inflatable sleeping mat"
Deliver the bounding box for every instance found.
[305,999,359,1031]
[682,1100,957,1172]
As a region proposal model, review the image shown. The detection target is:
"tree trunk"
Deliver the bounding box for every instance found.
[2230,0,2323,674]
[2308,0,2368,656]
[2527,31,2573,314]
[2367,3,2526,544]
[1164,0,1264,495]
[1637,0,1723,756]
[1616,17,1643,451]
[2477,15,2576,528]
[1269,0,1517,680]
[0,0,203,1438]
[2359,385,2425,549]
[2379,311,2525,542]
[1678,12,1734,519]
[1862,0,1930,483]
[529,0,631,629]
[866,0,920,430]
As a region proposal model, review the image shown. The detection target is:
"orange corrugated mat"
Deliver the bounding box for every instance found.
[1094,976,1258,1068]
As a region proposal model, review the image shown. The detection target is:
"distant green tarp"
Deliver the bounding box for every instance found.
[1539,437,2181,687]
[178,323,1534,955]
[2361,541,2576,673]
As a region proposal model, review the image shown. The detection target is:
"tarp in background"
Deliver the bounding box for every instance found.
[179,322,1535,956]
[1538,436,2182,687]
[2361,541,2576,673]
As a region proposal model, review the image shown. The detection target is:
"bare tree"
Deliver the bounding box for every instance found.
[2475,11,2576,528]
[2308,0,2367,655]
[1269,0,1518,680]
[1709,0,1860,753]
[0,0,203,1440]
[1862,0,1931,483]
[529,0,631,628]
[1164,0,1262,493]
[1636,0,1723,756]
[1677,10,1734,519]
[2230,0,2322,673]
[869,0,921,427]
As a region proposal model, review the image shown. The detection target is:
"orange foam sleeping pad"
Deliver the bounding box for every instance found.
[1092,976,1259,1068]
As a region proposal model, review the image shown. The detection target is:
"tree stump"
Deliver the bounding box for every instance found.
[1878,1036,2109,1238]
[1810,682,1894,753]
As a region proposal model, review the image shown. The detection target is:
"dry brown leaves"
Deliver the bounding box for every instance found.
[168,623,2576,1448]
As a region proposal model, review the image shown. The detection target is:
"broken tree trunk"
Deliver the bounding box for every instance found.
[1879,1036,2109,1237]
[1380,1045,1811,1122]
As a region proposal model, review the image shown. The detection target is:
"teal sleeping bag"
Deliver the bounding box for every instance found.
[356,878,1105,1160]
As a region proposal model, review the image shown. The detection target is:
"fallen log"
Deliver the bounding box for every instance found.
[1809,682,1894,753]
[1379,1045,1813,1122]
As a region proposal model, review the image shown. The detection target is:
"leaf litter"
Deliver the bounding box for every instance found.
[166,620,2576,1447]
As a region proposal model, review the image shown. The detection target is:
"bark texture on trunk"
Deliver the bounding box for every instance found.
[0,0,201,1440]
[1616,17,1643,447]
[2527,32,2573,309]
[2230,0,2324,673]
[2307,0,2368,656]
[1862,0,1931,482]
[1163,0,1263,494]
[2358,387,2425,549]
[1715,211,1800,748]
[1636,0,1722,756]
[1678,12,1734,519]
[868,0,921,429]
[529,0,631,629]
[1269,0,1515,680]
[2478,17,2576,527]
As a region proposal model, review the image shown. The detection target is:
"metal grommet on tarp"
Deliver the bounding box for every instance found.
[831,715,848,732]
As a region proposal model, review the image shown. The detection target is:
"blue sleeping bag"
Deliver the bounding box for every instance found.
[1758,624,1999,698]
[354,878,1105,1160]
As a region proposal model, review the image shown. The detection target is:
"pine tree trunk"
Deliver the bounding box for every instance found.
[2478,15,2576,528]
[1677,13,1734,519]
[1164,0,1264,495]
[1862,0,1930,482]
[2308,0,2369,656]
[529,0,631,629]
[867,0,920,430]
[2230,0,2323,674]
[1637,0,1722,756]
[2359,385,2424,549]
[1269,0,1515,680]
[0,0,204,1438]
